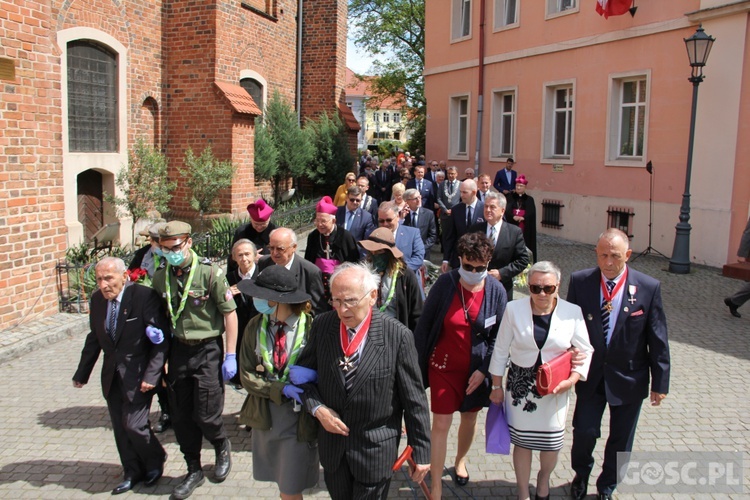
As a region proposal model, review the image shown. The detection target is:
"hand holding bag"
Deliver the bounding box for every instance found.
[536,351,572,396]
[485,402,510,455]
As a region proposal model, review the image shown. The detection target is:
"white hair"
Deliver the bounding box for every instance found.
[96,257,127,274]
[330,262,380,294]
[270,227,298,245]
[528,261,561,283]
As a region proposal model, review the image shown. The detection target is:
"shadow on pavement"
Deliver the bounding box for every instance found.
[37,406,111,430]
[0,459,122,494]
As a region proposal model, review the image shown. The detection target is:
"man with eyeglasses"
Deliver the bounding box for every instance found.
[258,227,327,315]
[151,221,238,499]
[336,186,376,254]
[467,191,529,300]
[403,189,437,257]
[291,262,431,500]
[377,202,425,273]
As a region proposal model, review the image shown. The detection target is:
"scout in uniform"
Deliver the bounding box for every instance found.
[152,221,238,500]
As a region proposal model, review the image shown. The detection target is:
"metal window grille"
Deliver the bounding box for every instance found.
[541,199,564,228]
[607,206,634,238]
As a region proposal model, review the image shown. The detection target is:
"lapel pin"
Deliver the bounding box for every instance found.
[586,313,593,321]
[624,307,629,313]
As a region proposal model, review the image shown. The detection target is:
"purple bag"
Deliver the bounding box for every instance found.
[485,402,511,455]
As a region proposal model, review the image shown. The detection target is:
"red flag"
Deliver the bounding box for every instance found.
[596,0,632,19]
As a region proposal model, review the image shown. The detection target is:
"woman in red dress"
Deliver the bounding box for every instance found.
[414,233,508,499]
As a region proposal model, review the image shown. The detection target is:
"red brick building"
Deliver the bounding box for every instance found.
[0,0,350,330]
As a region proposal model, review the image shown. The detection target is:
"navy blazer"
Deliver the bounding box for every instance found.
[443,201,485,268]
[336,206,375,243]
[404,207,438,256]
[406,178,436,212]
[394,224,426,272]
[493,168,517,194]
[567,266,670,405]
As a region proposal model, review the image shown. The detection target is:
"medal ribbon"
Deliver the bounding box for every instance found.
[339,310,372,358]
[164,249,198,330]
[600,267,628,306]
[258,313,307,382]
[378,269,399,312]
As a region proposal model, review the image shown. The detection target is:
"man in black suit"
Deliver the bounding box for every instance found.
[356,176,379,219]
[73,257,170,495]
[442,179,485,271]
[228,199,276,272]
[468,191,529,300]
[257,227,327,315]
[373,161,394,203]
[227,239,259,387]
[403,188,437,257]
[336,186,376,251]
[567,228,670,500]
[406,165,436,215]
[294,262,431,499]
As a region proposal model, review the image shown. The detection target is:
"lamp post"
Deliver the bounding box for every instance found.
[668,25,715,274]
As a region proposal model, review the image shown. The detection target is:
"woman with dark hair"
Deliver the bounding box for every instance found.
[414,232,508,499]
[358,227,423,332]
[506,174,537,262]
[237,266,319,499]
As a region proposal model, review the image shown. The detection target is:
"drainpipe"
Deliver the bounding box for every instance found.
[296,0,303,126]
[473,0,486,176]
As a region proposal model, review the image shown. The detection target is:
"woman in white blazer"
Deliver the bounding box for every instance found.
[489,261,593,500]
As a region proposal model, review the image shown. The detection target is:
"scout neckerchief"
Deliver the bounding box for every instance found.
[165,249,199,330]
[600,267,628,313]
[338,309,372,372]
[378,269,399,312]
[258,313,307,382]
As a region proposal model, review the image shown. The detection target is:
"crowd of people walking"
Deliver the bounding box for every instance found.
[72,153,671,500]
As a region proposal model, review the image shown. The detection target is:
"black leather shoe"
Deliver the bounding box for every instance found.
[454,467,469,486]
[213,438,232,482]
[172,469,205,500]
[153,412,171,433]
[535,495,549,500]
[725,298,741,318]
[570,475,588,500]
[112,477,140,495]
[597,493,613,500]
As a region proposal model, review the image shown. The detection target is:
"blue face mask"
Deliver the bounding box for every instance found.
[164,250,186,267]
[153,247,164,257]
[253,297,277,316]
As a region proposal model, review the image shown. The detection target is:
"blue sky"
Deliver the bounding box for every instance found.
[347,37,376,75]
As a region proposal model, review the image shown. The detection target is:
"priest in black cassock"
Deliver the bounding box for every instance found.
[304,196,359,303]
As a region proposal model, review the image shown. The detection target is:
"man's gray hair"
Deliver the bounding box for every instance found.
[528,261,561,283]
[446,166,458,174]
[270,227,298,245]
[330,262,381,294]
[232,238,257,254]
[379,201,399,216]
[404,188,419,201]
[347,185,363,197]
[436,171,446,180]
[485,190,507,208]
[96,256,127,274]
[598,227,630,249]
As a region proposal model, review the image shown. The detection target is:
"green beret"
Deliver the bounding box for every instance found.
[159,221,192,238]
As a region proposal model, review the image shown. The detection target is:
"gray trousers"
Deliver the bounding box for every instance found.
[727,281,750,308]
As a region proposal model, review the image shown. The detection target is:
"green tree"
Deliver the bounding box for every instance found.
[105,138,176,245]
[305,111,354,192]
[253,117,279,182]
[179,145,236,225]
[349,0,425,113]
[263,90,314,201]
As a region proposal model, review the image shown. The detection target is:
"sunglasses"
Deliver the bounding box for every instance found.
[461,263,488,273]
[378,218,395,224]
[529,284,558,295]
[348,198,362,203]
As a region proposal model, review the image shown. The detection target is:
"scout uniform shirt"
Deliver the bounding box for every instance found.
[153,254,236,340]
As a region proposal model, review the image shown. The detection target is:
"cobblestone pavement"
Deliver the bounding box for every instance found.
[0,234,748,498]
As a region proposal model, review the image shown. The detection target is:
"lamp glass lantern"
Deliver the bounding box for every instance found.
[684,25,715,80]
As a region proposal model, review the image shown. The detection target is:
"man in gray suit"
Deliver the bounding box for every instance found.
[294,262,431,499]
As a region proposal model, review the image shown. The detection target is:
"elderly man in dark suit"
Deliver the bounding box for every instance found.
[336,185,376,253]
[73,257,170,495]
[442,179,485,272]
[403,188,437,257]
[567,228,670,500]
[467,191,528,300]
[292,262,431,499]
[258,227,327,315]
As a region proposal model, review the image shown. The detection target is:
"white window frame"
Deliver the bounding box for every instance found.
[240,69,268,111]
[451,0,472,42]
[545,0,579,19]
[449,93,471,160]
[605,70,651,167]
[383,111,390,123]
[393,112,401,124]
[540,79,575,164]
[493,0,519,31]
[374,112,380,123]
[489,87,517,160]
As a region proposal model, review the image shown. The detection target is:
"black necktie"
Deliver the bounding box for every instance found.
[344,328,360,391]
[601,280,616,344]
[412,210,418,227]
[107,300,117,341]
[466,205,472,226]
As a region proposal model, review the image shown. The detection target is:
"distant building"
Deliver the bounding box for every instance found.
[424,1,750,268]
[346,68,410,151]
[0,0,351,330]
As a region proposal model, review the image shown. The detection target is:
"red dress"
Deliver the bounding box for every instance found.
[428,287,485,414]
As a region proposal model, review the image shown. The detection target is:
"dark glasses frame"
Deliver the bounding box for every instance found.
[461,262,488,273]
[529,284,558,295]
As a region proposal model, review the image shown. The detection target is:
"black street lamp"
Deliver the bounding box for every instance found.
[668,25,715,274]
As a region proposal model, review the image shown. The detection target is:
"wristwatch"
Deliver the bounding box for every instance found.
[491,385,502,391]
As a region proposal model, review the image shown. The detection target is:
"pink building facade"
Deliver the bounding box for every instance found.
[424,0,750,267]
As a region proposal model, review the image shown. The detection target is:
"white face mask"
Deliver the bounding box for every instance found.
[458,266,487,286]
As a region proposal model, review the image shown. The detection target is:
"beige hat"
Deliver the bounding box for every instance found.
[358,227,403,259]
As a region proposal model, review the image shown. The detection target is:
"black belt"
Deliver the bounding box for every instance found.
[174,336,219,347]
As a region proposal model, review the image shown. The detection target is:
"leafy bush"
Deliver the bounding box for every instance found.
[305,111,354,193]
[179,145,236,216]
